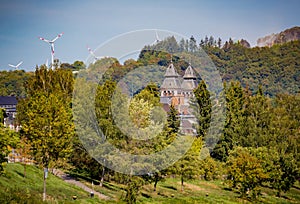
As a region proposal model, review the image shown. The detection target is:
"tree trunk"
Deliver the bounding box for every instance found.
[100,167,105,187]
[181,175,184,191]
[43,170,46,201]
[154,177,158,191]
[23,162,26,178]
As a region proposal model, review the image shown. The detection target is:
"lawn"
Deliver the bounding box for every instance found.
[1,163,299,203]
[71,173,300,204]
[0,163,101,203]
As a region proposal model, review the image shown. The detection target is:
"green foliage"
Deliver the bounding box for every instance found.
[0,70,32,96]
[193,80,212,138]
[170,137,202,191]
[17,66,74,169]
[205,40,300,96]
[269,153,299,197]
[244,86,272,148]
[226,147,268,199]
[212,81,246,161]
[199,156,220,181]
[0,123,19,175]
[166,105,180,134]
[123,176,145,204]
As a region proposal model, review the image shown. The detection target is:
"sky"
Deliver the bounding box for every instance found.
[0,0,299,71]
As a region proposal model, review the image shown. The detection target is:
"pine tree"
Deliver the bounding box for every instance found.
[189,35,197,52]
[193,80,211,138]
[212,81,246,161]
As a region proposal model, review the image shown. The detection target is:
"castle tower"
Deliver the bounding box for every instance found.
[159,61,198,136]
[160,62,184,108]
[181,63,197,98]
[160,62,181,96]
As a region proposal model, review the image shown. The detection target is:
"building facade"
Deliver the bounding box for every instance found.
[160,62,198,135]
[0,96,20,131]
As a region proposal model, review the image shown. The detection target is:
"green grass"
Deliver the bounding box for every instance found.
[0,163,102,203]
[1,163,300,203]
[67,173,300,204]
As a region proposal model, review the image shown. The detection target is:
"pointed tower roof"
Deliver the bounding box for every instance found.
[164,62,180,77]
[183,63,196,79]
[161,62,181,90]
[181,64,197,91]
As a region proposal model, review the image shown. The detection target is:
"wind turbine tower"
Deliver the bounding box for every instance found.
[38,32,63,69]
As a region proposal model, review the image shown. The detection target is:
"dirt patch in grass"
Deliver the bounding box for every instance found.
[178,182,205,191]
[199,181,221,189]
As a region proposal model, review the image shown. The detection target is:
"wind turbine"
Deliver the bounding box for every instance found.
[155,30,161,43]
[151,30,161,45]
[45,59,49,68]
[38,32,63,69]
[8,61,23,70]
[87,45,106,63]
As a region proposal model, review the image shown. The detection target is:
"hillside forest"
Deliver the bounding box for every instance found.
[0,35,299,203]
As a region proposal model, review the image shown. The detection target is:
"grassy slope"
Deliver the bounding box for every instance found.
[1,163,300,203]
[75,174,300,204]
[0,163,102,204]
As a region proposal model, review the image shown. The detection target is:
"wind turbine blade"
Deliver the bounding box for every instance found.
[8,64,15,68]
[38,37,50,43]
[87,45,95,55]
[155,30,160,42]
[52,32,64,42]
[16,61,23,67]
[87,45,98,60]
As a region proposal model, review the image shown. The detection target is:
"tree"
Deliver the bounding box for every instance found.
[212,81,246,161]
[189,35,197,52]
[251,147,299,197]
[200,156,220,181]
[17,136,32,177]
[124,176,145,204]
[269,153,299,197]
[0,119,19,175]
[170,137,202,191]
[193,80,212,138]
[199,39,204,47]
[17,66,74,201]
[226,147,268,199]
[185,39,189,52]
[245,86,272,148]
[72,60,86,70]
[204,35,209,46]
[179,38,185,52]
[208,36,215,47]
[217,37,222,48]
[166,105,180,134]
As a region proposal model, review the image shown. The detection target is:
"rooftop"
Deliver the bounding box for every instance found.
[0,96,18,105]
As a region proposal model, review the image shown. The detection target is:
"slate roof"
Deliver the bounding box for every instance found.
[183,64,196,79]
[0,96,17,105]
[161,63,181,90]
[181,64,198,91]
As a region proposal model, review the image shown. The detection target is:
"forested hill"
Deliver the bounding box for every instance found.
[204,40,300,96]
[142,36,300,96]
[0,70,32,97]
[1,37,300,97]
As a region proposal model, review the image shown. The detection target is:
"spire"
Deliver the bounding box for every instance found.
[183,63,196,79]
[161,60,181,90]
[164,62,179,77]
[181,63,197,91]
